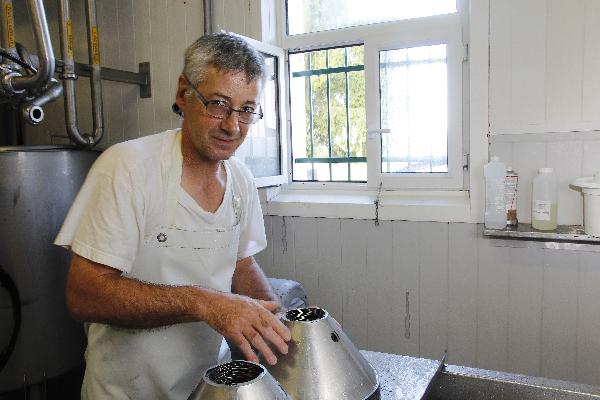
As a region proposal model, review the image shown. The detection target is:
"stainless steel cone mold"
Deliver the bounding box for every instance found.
[188,360,290,400]
[266,307,380,400]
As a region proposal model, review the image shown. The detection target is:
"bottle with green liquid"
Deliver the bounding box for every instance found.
[531,167,558,230]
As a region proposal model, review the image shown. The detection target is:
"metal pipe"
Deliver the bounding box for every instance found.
[58,0,103,148]
[203,0,211,35]
[84,0,103,146]
[0,0,17,55]
[20,79,63,125]
[9,0,54,91]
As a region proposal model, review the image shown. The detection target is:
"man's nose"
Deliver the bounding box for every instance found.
[219,111,242,135]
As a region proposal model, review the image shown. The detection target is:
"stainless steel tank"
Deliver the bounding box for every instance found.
[0,145,99,392]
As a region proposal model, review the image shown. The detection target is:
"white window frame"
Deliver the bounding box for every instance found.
[236,34,289,188]
[277,1,468,190]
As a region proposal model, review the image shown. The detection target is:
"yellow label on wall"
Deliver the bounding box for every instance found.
[66,19,73,58]
[4,2,15,49]
[91,26,100,65]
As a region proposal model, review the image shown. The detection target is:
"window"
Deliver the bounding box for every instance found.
[235,36,288,188]
[283,0,467,189]
[289,45,366,182]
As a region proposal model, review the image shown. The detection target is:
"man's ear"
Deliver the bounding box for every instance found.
[174,74,188,112]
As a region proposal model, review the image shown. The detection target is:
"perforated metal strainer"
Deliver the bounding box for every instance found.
[188,360,290,399]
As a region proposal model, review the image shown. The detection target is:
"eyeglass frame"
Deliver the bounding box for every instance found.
[183,74,263,125]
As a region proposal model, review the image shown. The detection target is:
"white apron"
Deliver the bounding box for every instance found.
[82,132,242,400]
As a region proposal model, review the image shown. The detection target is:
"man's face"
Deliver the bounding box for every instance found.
[176,67,261,163]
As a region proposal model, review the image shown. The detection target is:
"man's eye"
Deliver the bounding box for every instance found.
[241,106,256,113]
[211,100,229,108]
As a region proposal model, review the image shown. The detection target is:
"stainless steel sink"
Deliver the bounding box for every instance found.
[426,365,600,400]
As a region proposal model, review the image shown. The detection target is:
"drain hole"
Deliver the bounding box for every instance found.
[205,361,264,386]
[286,307,327,322]
[331,331,340,342]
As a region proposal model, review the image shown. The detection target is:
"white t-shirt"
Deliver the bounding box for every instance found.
[55,129,267,272]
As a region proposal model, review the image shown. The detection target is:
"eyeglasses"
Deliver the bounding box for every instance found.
[184,75,263,125]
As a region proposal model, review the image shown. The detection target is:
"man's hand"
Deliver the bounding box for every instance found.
[204,292,291,365]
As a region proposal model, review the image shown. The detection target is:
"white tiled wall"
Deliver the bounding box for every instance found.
[490,132,600,225]
[256,216,600,386]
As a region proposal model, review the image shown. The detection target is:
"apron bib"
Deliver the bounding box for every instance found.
[82,132,242,400]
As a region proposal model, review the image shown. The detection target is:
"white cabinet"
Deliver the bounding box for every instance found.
[489,0,600,135]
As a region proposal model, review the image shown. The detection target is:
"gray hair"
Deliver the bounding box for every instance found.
[183,33,266,90]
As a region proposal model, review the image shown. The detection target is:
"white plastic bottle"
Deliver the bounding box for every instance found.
[484,156,507,229]
[532,167,558,230]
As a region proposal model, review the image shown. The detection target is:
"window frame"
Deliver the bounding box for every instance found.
[278,1,468,190]
[236,34,289,188]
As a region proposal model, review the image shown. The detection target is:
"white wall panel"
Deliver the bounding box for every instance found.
[316,218,344,323]
[447,223,478,366]
[340,219,369,348]
[476,237,510,372]
[582,140,600,177]
[576,252,600,384]
[263,218,600,386]
[270,216,296,280]
[547,141,584,225]
[545,0,585,125]
[490,0,600,134]
[418,222,449,360]
[541,250,579,381]
[293,217,320,306]
[507,247,544,376]
[365,221,395,353]
[392,221,421,357]
[582,0,600,122]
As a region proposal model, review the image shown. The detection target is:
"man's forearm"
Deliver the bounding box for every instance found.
[231,256,279,304]
[66,253,217,329]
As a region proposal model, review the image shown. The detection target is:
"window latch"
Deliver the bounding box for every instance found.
[366,128,391,140]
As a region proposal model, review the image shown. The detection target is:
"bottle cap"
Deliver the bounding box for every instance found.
[539,167,553,174]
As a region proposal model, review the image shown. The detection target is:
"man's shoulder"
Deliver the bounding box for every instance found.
[226,155,254,182]
[95,130,178,174]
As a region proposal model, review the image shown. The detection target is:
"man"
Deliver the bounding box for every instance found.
[55,33,291,399]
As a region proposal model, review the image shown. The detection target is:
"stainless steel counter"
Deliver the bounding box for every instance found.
[362,351,600,400]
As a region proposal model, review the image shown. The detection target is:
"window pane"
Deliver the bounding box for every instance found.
[287,0,456,35]
[235,54,281,177]
[289,45,365,182]
[379,44,448,174]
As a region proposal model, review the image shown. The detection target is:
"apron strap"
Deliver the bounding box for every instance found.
[165,131,183,226]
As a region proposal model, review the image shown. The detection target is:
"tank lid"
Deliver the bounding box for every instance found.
[0,145,95,153]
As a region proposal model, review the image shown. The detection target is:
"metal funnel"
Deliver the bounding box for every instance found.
[266,307,380,399]
[188,360,290,400]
